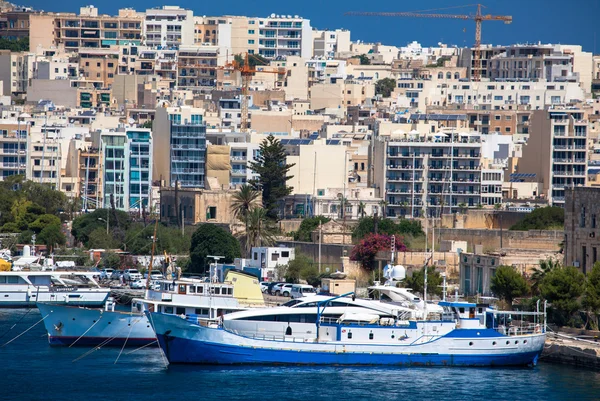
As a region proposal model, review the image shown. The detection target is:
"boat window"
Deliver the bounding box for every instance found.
[7,276,20,284]
[348,331,352,339]
[176,307,185,315]
[459,307,465,314]
[0,276,6,284]
[295,302,318,308]
[195,308,209,316]
[228,288,233,295]
[165,306,174,314]
[68,294,81,298]
[197,286,203,294]
[188,286,195,293]
[214,287,221,295]
[282,300,302,307]
[369,332,374,340]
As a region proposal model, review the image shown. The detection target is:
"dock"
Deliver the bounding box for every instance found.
[541,332,600,370]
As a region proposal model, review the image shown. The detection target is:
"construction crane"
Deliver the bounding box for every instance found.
[345,4,512,81]
[232,53,286,132]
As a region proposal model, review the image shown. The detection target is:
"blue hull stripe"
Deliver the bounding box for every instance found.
[156,334,542,366]
[48,335,156,347]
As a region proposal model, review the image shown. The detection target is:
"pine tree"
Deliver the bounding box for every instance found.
[248,135,295,219]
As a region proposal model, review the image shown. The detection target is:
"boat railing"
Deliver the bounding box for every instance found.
[320,316,411,327]
[489,309,547,336]
[494,322,544,336]
[223,326,315,343]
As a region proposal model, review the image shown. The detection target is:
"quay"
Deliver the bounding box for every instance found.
[542,331,600,370]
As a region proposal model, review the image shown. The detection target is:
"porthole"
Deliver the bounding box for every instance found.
[468,342,473,346]
[515,340,519,344]
[492,341,496,346]
[506,340,510,345]
[369,332,374,340]
[524,340,528,344]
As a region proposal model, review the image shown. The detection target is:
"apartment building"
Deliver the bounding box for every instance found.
[78,49,119,87]
[518,107,589,206]
[193,16,232,50]
[312,29,351,58]
[0,8,32,40]
[257,15,312,59]
[75,143,102,210]
[27,128,62,189]
[0,50,33,96]
[100,131,127,209]
[229,141,259,188]
[144,6,194,49]
[313,187,382,220]
[125,129,153,211]
[0,119,27,179]
[373,130,504,218]
[177,45,219,88]
[564,187,600,274]
[154,106,207,188]
[34,6,142,52]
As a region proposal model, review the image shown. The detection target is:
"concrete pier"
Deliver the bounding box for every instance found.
[542,332,600,369]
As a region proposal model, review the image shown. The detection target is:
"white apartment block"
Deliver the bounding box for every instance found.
[312,29,350,58]
[229,142,259,188]
[0,50,33,96]
[313,187,383,220]
[144,6,195,49]
[374,130,504,218]
[257,15,312,59]
[519,107,589,206]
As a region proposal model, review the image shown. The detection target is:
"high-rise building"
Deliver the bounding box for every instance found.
[0,118,27,180]
[100,128,152,211]
[374,131,503,218]
[144,6,194,49]
[154,106,207,188]
[257,15,312,59]
[518,106,590,206]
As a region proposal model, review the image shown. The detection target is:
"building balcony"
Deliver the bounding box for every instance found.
[387,176,415,182]
[231,169,247,176]
[388,165,422,170]
[230,155,247,161]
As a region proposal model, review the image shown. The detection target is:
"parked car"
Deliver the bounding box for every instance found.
[110,270,124,280]
[100,269,114,280]
[267,282,284,295]
[123,269,142,281]
[144,271,165,280]
[130,279,145,289]
[291,284,317,299]
[260,281,270,293]
[276,283,294,297]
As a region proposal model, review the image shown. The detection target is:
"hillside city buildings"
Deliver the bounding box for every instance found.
[0,3,597,230]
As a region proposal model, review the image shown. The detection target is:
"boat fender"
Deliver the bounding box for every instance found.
[535,324,541,334]
[27,287,32,298]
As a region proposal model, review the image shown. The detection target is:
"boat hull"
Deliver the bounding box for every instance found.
[149,313,546,367]
[0,288,109,308]
[37,303,155,347]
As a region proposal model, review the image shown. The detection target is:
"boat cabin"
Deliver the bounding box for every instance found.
[439,301,489,329]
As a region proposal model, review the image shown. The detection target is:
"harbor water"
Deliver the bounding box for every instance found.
[1,309,600,401]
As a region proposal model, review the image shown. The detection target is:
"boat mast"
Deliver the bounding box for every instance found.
[145,218,159,294]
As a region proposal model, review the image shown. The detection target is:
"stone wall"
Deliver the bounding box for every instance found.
[441,210,530,229]
[436,228,562,252]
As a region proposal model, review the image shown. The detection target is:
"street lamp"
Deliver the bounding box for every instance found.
[98,211,109,235]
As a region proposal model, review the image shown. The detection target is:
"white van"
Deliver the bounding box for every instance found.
[291,284,317,299]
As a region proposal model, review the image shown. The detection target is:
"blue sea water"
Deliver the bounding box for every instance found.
[1,309,600,401]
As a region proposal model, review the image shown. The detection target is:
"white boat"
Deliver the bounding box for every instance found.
[37,269,265,346]
[148,294,547,366]
[0,271,109,307]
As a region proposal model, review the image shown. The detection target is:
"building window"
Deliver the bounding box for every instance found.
[248,29,255,34]
[593,214,597,229]
[248,39,254,44]
[207,206,217,220]
[281,251,289,258]
[505,127,511,133]
[581,206,586,228]
[495,115,501,120]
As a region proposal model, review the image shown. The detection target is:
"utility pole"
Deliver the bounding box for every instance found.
[318,220,322,274]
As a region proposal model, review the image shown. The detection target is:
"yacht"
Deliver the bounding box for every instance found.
[0,271,109,307]
[37,269,264,346]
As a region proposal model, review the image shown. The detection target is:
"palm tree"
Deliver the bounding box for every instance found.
[379,200,389,218]
[530,258,561,295]
[231,184,261,220]
[358,202,366,218]
[239,207,278,255]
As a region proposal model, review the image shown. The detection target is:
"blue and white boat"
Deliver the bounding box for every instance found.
[37,270,265,346]
[148,294,547,366]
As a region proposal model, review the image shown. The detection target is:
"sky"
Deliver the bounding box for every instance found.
[21,0,600,53]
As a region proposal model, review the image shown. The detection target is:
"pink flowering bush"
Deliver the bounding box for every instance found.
[349,233,407,270]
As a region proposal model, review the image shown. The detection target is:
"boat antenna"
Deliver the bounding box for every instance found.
[145,218,159,293]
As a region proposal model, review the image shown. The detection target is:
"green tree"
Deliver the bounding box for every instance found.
[0,37,29,52]
[20,181,68,216]
[189,224,241,273]
[510,206,564,231]
[375,78,397,97]
[71,208,131,246]
[140,120,153,129]
[239,207,278,255]
[352,216,423,241]
[540,265,585,327]
[101,252,122,269]
[18,229,34,244]
[28,214,61,233]
[234,53,268,68]
[37,224,66,251]
[582,262,600,329]
[490,266,529,307]
[530,258,561,295]
[352,54,370,65]
[293,216,330,242]
[282,253,319,286]
[403,266,443,297]
[231,184,261,220]
[87,227,119,249]
[248,135,295,219]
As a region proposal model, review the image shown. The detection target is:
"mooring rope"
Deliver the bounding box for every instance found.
[69,316,103,348]
[113,317,141,364]
[1,314,49,347]
[147,311,169,368]
[0,309,32,340]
